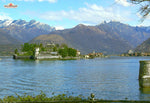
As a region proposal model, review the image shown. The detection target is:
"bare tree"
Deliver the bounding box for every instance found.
[130,0,150,20]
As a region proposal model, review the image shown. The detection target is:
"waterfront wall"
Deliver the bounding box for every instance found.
[35,55,61,59]
[13,54,62,60]
[139,61,150,88]
[13,54,80,60]
[13,54,33,59]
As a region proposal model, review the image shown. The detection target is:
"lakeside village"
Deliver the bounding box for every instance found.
[120,50,150,56]
[13,43,105,60]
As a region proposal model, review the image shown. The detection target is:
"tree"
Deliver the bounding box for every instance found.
[61,43,68,48]
[56,44,59,48]
[20,43,38,56]
[53,46,57,52]
[68,48,77,57]
[14,49,18,54]
[130,0,150,20]
[58,48,68,58]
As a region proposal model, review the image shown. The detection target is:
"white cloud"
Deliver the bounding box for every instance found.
[0,13,12,20]
[38,3,130,25]
[55,26,64,30]
[115,0,130,7]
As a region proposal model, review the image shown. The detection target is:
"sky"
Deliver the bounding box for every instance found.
[0,0,150,29]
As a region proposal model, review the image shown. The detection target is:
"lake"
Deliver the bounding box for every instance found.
[0,56,150,100]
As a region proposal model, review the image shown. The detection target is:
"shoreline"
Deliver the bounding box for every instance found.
[1,93,149,102]
[13,54,82,60]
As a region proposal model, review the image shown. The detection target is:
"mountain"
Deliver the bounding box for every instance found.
[30,21,150,54]
[0,19,55,43]
[0,28,20,44]
[31,34,67,44]
[134,37,150,53]
[97,21,150,47]
[29,22,128,54]
[0,28,21,55]
[131,26,150,53]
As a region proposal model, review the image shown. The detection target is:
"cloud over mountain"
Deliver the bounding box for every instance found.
[115,0,130,6]
[0,12,12,20]
[38,3,131,25]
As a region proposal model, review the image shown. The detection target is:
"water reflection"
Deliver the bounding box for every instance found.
[139,88,150,100]
[140,88,150,94]
[139,78,150,100]
[139,79,150,88]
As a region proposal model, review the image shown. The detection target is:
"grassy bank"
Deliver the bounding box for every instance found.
[1,92,150,103]
[1,92,84,103]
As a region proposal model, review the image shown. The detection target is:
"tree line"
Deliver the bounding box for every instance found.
[14,43,77,58]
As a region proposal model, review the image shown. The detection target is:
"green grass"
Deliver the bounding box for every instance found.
[0,91,84,102]
[1,91,150,103]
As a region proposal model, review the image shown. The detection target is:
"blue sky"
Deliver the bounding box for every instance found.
[0,0,149,29]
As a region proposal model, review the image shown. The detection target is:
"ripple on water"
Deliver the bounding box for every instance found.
[0,57,150,100]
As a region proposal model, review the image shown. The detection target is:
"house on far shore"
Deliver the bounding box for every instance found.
[128,50,134,54]
[85,55,89,59]
[77,50,81,56]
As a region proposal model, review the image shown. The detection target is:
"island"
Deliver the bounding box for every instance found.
[13,43,81,60]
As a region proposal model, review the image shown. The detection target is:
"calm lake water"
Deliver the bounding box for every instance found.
[1,56,150,100]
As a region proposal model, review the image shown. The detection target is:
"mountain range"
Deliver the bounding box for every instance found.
[31,21,150,54]
[1,19,150,55]
[134,37,150,53]
[0,19,55,43]
[0,28,20,44]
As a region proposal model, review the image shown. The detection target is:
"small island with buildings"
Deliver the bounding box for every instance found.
[13,43,81,60]
[13,43,105,60]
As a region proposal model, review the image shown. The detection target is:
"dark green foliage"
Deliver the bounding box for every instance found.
[58,48,68,58]
[14,49,18,54]
[53,46,57,52]
[61,43,68,48]
[19,43,44,56]
[89,55,95,59]
[1,91,84,102]
[58,47,77,58]
[1,92,150,102]
[21,43,36,52]
[56,44,59,48]
[68,48,77,57]
[16,43,78,58]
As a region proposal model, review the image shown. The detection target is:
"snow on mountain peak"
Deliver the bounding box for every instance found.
[0,19,55,31]
[0,19,13,27]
